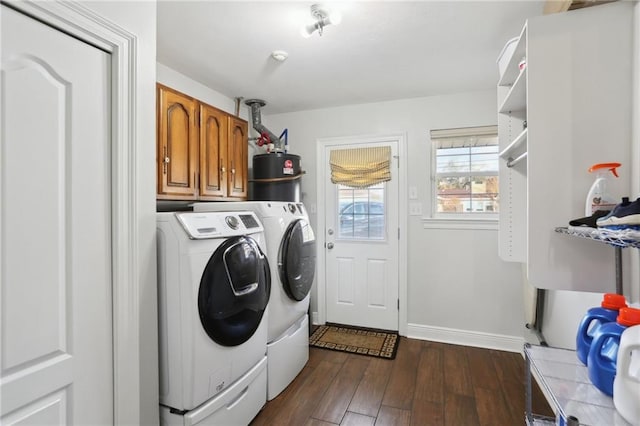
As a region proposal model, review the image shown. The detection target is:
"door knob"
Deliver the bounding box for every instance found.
[327,242,334,249]
[327,228,334,235]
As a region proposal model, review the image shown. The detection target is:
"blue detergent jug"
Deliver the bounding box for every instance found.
[576,293,627,365]
[587,307,640,396]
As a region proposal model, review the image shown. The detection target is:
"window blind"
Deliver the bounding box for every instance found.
[430,125,498,149]
[330,146,391,188]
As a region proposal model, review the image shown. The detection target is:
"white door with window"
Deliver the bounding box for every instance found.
[323,139,399,331]
[1,5,113,423]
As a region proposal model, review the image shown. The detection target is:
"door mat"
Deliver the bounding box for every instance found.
[309,323,399,360]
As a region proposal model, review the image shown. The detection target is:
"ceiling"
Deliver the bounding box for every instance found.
[157,1,546,115]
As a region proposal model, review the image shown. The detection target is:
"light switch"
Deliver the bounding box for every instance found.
[409,186,418,200]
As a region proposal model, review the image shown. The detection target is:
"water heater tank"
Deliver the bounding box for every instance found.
[250,153,302,202]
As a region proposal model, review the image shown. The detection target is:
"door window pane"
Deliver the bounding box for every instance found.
[338,183,385,240]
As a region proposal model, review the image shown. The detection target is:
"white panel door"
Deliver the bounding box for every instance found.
[324,140,399,331]
[1,5,112,424]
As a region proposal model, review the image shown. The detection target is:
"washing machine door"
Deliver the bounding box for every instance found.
[198,235,270,347]
[278,219,316,301]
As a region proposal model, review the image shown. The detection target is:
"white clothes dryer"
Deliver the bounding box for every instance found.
[193,201,316,400]
[157,211,270,425]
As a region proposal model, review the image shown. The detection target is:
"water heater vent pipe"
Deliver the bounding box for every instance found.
[245,99,282,151]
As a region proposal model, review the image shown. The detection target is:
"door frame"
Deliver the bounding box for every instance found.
[4,1,142,423]
[316,133,408,336]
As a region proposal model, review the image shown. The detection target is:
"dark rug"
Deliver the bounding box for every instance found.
[309,323,399,360]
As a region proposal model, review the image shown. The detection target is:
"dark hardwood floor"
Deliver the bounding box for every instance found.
[251,337,553,426]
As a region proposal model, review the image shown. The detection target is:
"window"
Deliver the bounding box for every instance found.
[337,183,385,240]
[431,126,499,215]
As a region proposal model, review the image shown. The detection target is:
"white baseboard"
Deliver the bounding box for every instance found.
[407,323,524,353]
[310,315,523,353]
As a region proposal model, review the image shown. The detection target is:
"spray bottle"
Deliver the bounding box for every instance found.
[585,162,621,216]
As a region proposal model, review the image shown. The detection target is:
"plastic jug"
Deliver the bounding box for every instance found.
[576,293,627,365]
[585,162,621,216]
[587,307,640,396]
[614,325,640,425]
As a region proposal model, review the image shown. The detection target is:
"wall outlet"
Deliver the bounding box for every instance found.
[409,202,422,216]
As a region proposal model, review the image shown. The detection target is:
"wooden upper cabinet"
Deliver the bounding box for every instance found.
[156,83,248,201]
[199,103,227,198]
[228,117,248,199]
[157,84,199,199]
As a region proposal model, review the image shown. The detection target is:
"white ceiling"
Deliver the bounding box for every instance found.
[157,1,545,115]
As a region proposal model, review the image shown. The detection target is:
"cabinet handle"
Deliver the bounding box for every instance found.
[231,160,235,175]
[220,158,226,174]
[163,147,169,174]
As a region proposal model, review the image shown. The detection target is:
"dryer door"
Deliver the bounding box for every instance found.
[278,219,316,301]
[198,236,270,347]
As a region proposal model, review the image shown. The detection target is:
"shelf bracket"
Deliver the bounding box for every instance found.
[506,152,527,168]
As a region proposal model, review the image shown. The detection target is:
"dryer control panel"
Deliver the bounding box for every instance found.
[286,202,307,216]
[176,211,264,239]
[279,202,307,218]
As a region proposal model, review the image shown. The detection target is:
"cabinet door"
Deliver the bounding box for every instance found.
[228,117,248,199]
[200,104,228,198]
[157,84,199,199]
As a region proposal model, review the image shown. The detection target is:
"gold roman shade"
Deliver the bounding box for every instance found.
[330,146,391,188]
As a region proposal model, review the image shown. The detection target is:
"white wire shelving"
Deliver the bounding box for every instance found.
[555,225,640,295]
[555,226,640,249]
[524,344,632,426]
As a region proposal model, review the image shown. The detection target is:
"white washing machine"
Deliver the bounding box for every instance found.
[194,201,316,400]
[156,211,270,425]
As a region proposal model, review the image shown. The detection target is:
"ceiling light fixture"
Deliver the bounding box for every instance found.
[300,4,342,38]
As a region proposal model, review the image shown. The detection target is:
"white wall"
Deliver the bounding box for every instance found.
[265,91,527,350]
[157,62,249,122]
[79,1,158,424]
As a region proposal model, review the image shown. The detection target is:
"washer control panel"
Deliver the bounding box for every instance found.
[176,211,263,239]
[239,214,260,229]
[225,215,239,229]
[192,201,309,219]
